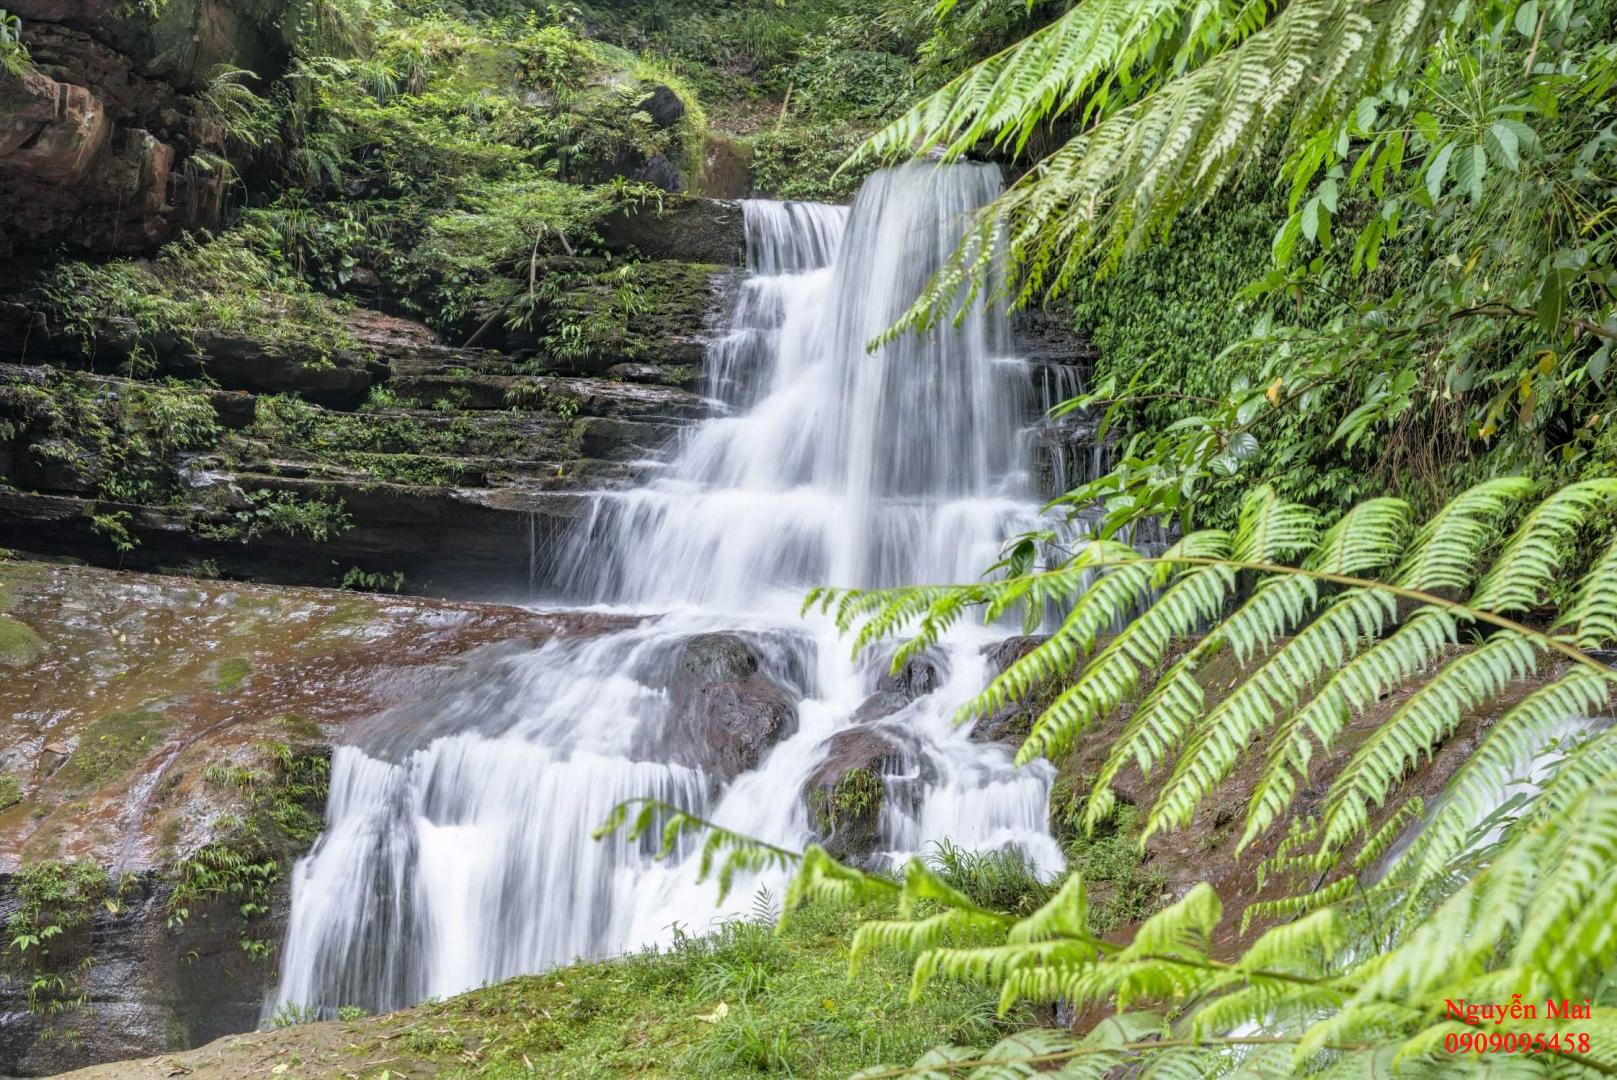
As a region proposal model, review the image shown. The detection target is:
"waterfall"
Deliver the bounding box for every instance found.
[273,163,1075,1016]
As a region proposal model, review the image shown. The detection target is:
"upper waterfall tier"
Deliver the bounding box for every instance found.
[557,164,1046,610]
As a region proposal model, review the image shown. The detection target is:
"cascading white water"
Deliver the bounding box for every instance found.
[274,164,1077,1015]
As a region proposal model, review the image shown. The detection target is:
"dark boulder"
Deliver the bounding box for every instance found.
[852,690,912,724]
[868,651,946,700]
[657,633,798,781]
[633,153,684,193]
[638,85,685,128]
[674,633,761,685]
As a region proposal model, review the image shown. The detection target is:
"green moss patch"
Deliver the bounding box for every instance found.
[0,615,44,667]
[0,773,21,812]
[59,710,172,789]
[214,657,253,693]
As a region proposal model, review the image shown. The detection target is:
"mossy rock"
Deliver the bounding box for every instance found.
[0,614,44,666]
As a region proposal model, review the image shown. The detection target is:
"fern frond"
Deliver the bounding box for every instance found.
[1149,586,1397,838]
[1510,782,1617,991]
[850,0,1196,167]
[1232,484,1321,565]
[593,798,803,904]
[1317,633,1542,855]
[1390,476,1537,592]
[1396,669,1614,893]
[985,535,1234,759]
[1236,589,1402,849]
[1560,532,1617,650]
[1304,497,1414,575]
[1467,479,1617,614]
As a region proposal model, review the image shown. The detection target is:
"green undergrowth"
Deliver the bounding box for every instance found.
[2,860,119,1015]
[519,257,721,365]
[401,897,1018,1078]
[195,486,353,545]
[257,12,698,334]
[30,231,358,369]
[0,368,222,508]
[244,393,561,472]
[748,121,874,202]
[167,736,330,961]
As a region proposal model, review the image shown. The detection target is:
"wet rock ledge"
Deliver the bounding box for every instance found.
[0,558,626,1075]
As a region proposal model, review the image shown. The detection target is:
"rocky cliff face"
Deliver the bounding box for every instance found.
[0,204,747,597]
[0,0,286,255]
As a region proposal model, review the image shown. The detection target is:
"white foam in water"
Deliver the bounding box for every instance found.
[274,163,1076,1015]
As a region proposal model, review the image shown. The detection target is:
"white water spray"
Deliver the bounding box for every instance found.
[274,164,1083,1014]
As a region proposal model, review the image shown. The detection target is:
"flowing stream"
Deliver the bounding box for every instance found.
[273,164,1085,1015]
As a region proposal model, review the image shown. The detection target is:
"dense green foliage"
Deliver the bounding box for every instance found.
[168,738,330,960]
[856,0,1616,537]
[0,7,28,74]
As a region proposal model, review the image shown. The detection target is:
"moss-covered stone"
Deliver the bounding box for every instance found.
[0,614,43,666]
[213,657,252,693]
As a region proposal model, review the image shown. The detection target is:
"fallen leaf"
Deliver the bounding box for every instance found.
[696,1000,730,1024]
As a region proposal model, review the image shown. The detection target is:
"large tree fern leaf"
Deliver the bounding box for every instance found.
[1186,982,1344,1045]
[911,940,1092,1000]
[1042,1011,1169,1079]
[1238,906,1341,975]
[1318,633,1541,854]
[1468,479,1617,615]
[1137,1046,1230,1080]
[785,845,895,914]
[975,560,1154,706]
[850,0,1194,168]
[851,1044,978,1080]
[1296,1000,1428,1065]
[1397,669,1614,893]
[1391,477,1537,593]
[1008,872,1089,943]
[1511,787,1617,988]
[1121,881,1222,959]
[970,1028,1084,1079]
[978,561,1233,754]
[851,908,1009,973]
[1237,589,1402,850]
[1219,573,1322,666]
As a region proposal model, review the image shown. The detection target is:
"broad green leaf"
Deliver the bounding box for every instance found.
[1485,121,1520,171]
[1424,142,1454,202]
